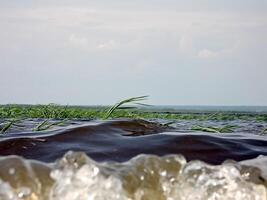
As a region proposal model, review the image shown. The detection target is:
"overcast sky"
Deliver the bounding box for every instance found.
[0,0,266,105]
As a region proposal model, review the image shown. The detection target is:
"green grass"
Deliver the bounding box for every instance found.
[0,119,22,134]
[1,97,266,134]
[1,101,266,133]
[33,119,67,131]
[103,95,149,119]
[1,120,15,134]
[260,128,267,135]
[191,125,237,133]
[0,103,266,122]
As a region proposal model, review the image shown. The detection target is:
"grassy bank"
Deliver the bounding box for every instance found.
[1,104,267,121]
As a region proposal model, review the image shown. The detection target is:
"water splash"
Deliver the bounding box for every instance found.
[0,152,266,200]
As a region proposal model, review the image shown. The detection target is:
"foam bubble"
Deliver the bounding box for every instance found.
[0,152,266,200]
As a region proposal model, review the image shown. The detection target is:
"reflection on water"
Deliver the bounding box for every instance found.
[0,119,267,199]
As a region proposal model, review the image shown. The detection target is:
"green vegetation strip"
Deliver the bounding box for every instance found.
[0,104,266,121]
[1,96,266,134]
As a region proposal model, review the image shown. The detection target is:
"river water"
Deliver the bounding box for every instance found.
[0,119,267,199]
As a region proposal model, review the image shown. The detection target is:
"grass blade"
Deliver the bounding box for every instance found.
[33,119,49,131]
[260,128,267,135]
[191,125,236,133]
[33,119,67,131]
[103,95,149,119]
[1,121,14,134]
[191,125,220,133]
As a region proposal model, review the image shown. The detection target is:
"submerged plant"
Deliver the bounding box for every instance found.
[103,95,149,119]
[33,119,50,131]
[191,125,237,133]
[201,112,219,121]
[260,128,267,136]
[0,104,265,122]
[0,119,19,134]
[33,119,67,131]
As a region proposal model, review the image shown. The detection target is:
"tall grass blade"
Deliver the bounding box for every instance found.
[33,119,67,131]
[33,119,49,131]
[191,125,220,133]
[103,95,149,119]
[191,125,236,133]
[0,119,18,134]
[260,128,267,135]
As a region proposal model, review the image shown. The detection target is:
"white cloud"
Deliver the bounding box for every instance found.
[197,49,219,59]
[69,34,89,48]
[97,40,118,50]
[179,35,194,54]
[0,4,267,105]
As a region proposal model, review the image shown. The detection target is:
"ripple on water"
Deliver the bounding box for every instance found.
[0,119,267,164]
[0,119,267,199]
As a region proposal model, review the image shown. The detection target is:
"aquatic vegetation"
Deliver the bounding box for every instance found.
[0,104,266,122]
[0,119,20,134]
[33,119,67,131]
[0,104,104,119]
[0,121,13,134]
[103,95,149,119]
[256,115,267,122]
[191,125,237,133]
[260,128,267,135]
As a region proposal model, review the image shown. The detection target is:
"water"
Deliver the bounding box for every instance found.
[146,105,267,113]
[0,119,267,199]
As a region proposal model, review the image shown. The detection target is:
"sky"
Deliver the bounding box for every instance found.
[0,0,267,105]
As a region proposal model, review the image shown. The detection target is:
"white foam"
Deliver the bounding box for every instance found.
[0,152,266,200]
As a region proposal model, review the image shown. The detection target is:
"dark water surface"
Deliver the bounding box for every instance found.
[0,119,267,164]
[0,119,267,199]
